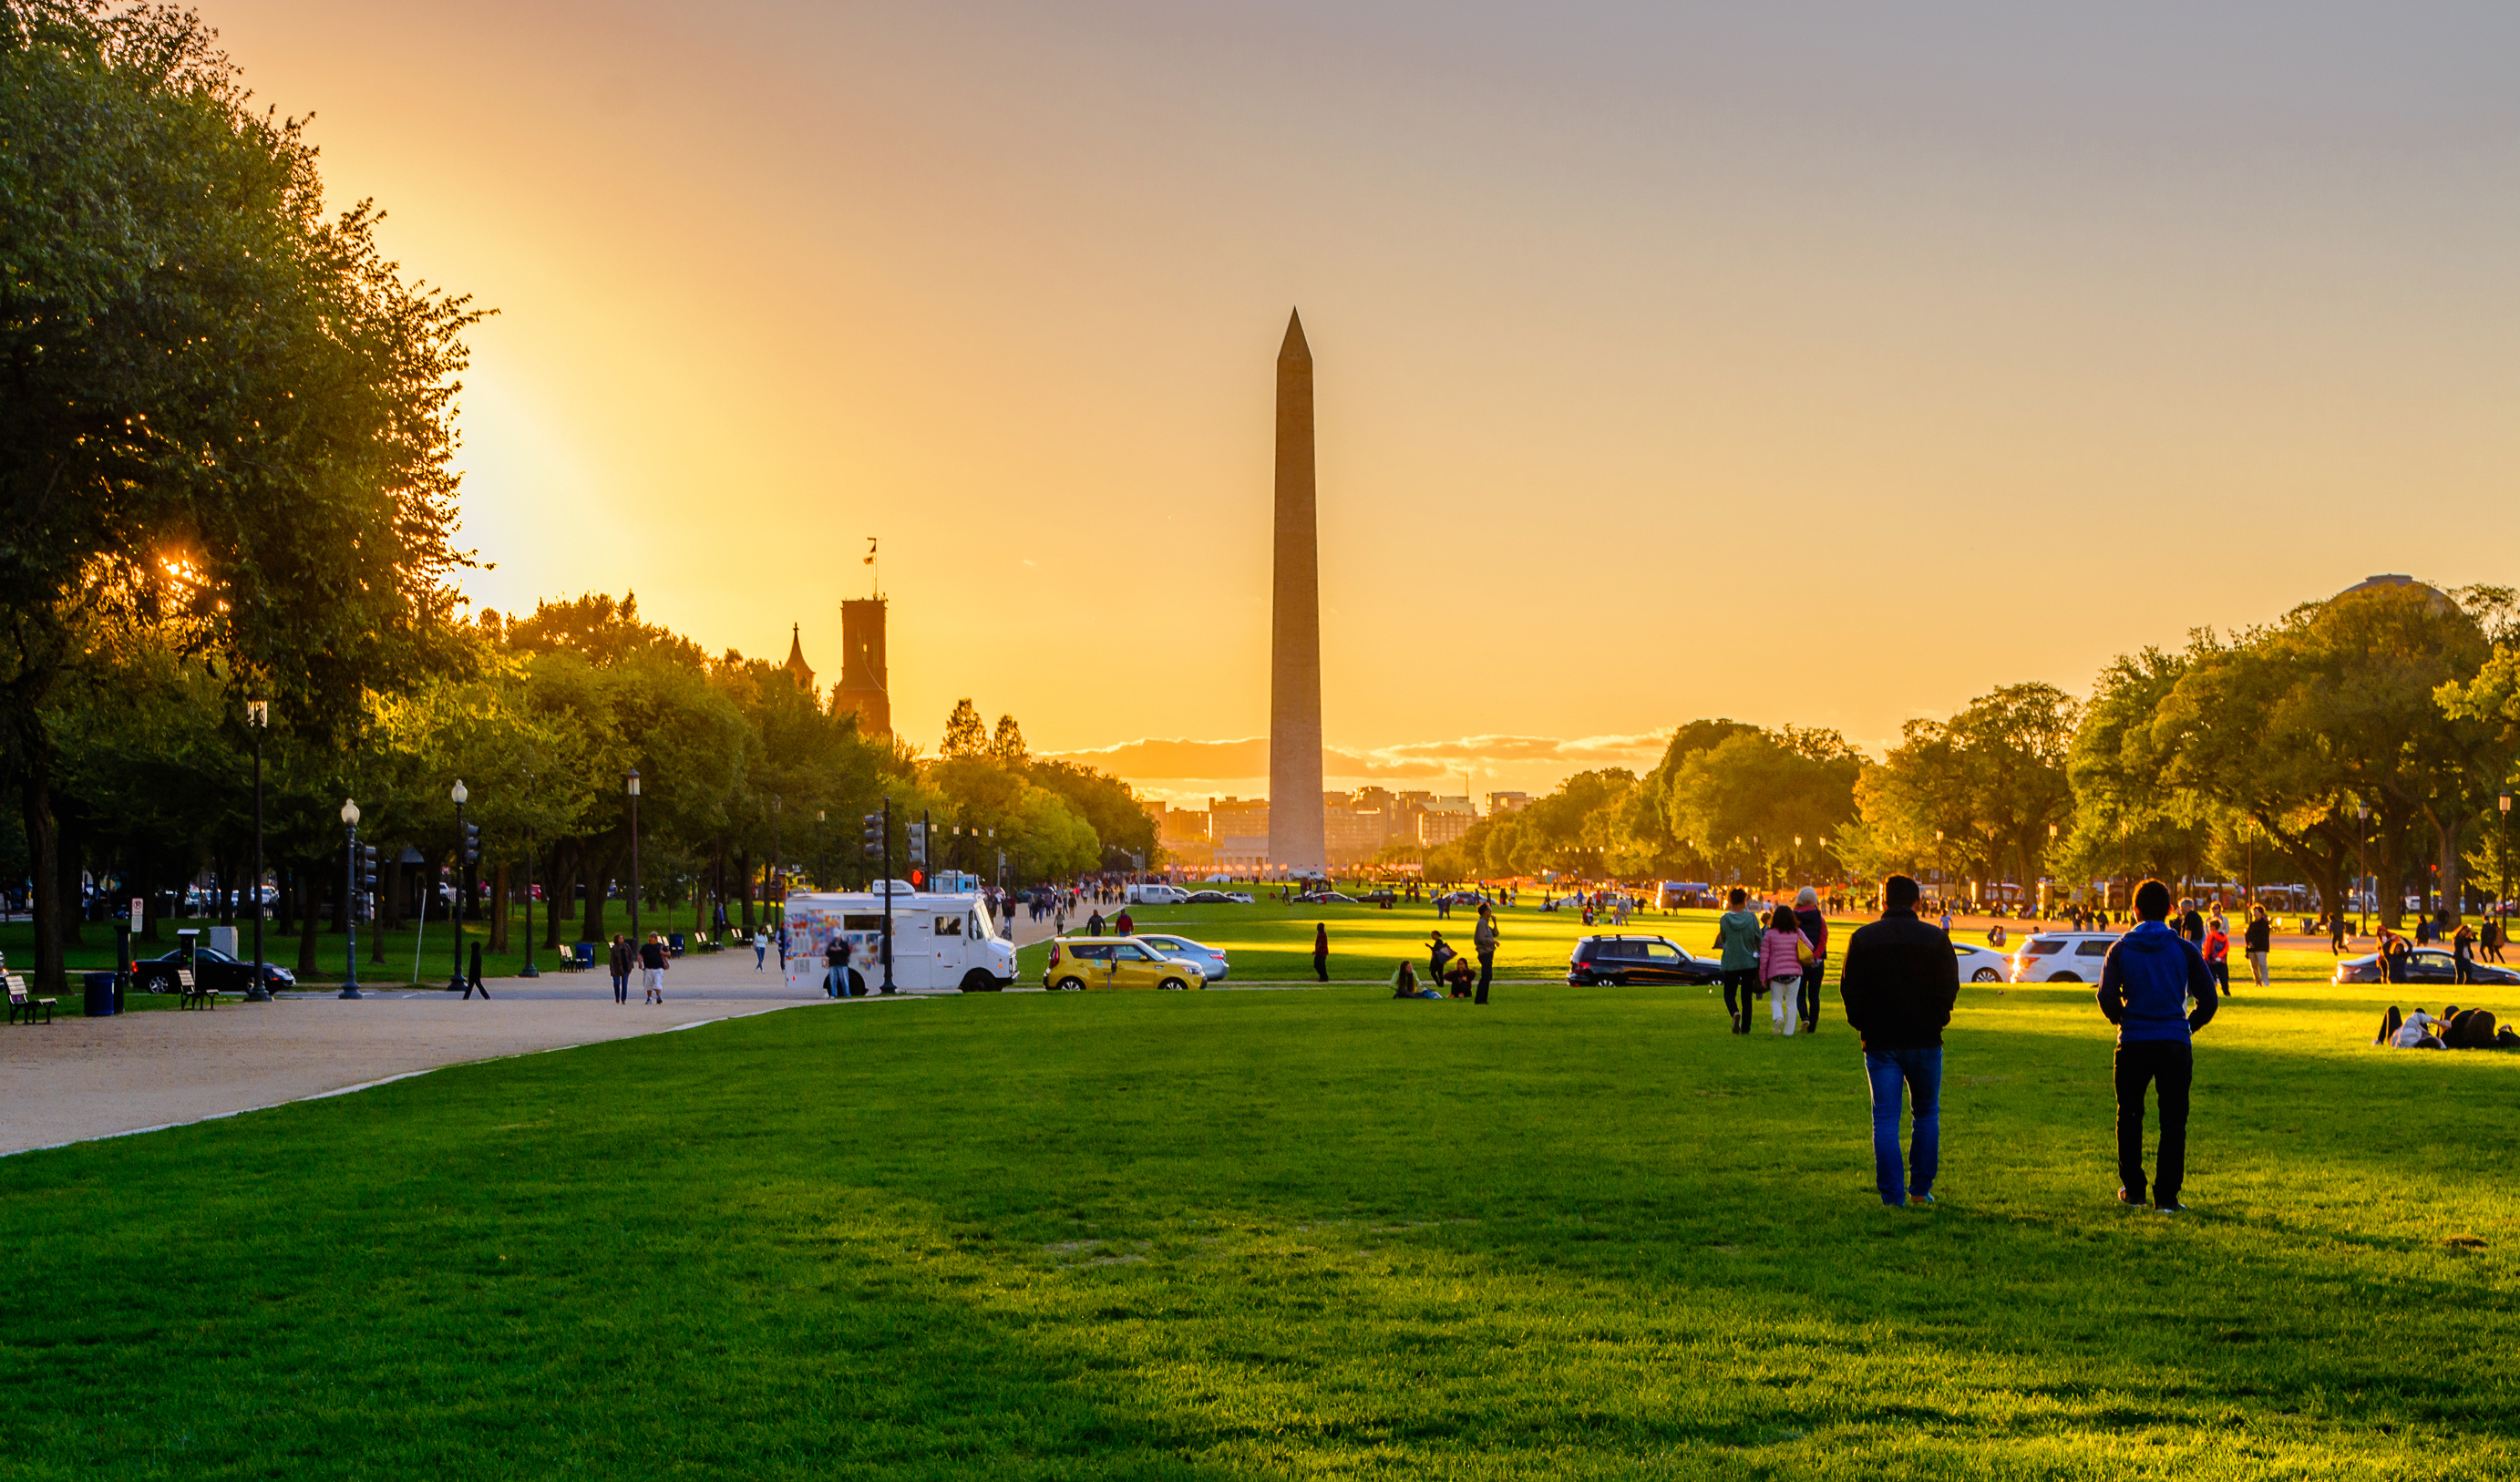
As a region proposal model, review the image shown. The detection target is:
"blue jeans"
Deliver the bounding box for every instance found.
[1865,1047,1941,1205]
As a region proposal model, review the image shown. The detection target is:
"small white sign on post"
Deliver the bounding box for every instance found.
[131,898,145,928]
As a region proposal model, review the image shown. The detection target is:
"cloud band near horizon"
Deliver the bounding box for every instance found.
[1044,733,1672,789]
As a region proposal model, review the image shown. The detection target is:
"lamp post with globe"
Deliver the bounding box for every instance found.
[340,798,365,998]
[626,769,643,944]
[244,700,273,1002]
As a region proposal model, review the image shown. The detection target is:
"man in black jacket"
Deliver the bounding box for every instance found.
[1838,874,1960,1208]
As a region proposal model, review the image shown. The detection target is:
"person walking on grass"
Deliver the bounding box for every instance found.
[640,931,671,1005]
[1473,903,1499,1004]
[1794,886,1829,1034]
[2099,879,2218,1214]
[1429,931,1457,989]
[1760,903,1813,1036]
[608,932,633,1005]
[2244,906,2273,990]
[1312,922,1330,983]
[2203,915,2232,998]
[1714,888,1764,1034]
[1837,874,1959,1208]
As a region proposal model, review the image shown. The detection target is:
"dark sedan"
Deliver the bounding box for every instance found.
[131,947,297,994]
[1569,934,1723,986]
[2334,948,2520,988]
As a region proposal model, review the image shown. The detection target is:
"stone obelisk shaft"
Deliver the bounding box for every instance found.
[1269,309,1327,876]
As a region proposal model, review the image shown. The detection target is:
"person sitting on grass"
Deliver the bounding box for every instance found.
[1429,931,1457,987]
[1445,954,1477,998]
[1390,962,1440,1000]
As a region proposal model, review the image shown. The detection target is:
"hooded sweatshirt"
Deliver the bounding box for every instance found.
[2096,920,2218,1044]
[1714,909,1765,971]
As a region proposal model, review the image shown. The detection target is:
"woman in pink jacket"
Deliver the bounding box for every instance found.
[1759,903,1815,1036]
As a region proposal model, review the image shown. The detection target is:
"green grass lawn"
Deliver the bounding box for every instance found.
[5,979,2516,1477]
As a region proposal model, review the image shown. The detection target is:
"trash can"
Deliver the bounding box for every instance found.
[83,972,119,1017]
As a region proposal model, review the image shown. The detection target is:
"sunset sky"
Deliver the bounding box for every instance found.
[211,1,2519,803]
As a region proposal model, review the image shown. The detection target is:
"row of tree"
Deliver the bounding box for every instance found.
[1424,581,2520,930]
[0,5,1157,989]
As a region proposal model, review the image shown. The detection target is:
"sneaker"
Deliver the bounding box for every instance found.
[1907,1192,1938,1208]
[2116,1189,2145,1209]
[2155,1200,2190,1215]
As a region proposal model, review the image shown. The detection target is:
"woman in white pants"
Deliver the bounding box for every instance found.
[1758,903,1814,1036]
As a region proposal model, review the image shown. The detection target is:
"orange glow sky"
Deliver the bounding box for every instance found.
[211,1,2519,803]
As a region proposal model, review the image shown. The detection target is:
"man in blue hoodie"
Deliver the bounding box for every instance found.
[2099,879,2219,1213]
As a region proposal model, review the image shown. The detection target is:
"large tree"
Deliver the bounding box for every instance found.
[2,2,478,987]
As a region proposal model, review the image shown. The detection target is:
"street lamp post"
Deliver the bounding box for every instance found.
[447,780,470,993]
[245,700,272,1002]
[626,769,643,944]
[340,799,364,998]
[520,825,540,978]
[769,794,783,961]
[2500,789,2512,945]
[818,808,828,890]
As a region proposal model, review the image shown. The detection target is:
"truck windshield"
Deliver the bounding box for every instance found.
[972,900,997,939]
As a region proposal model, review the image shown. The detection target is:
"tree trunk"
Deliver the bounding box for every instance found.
[489,861,510,952]
[53,802,86,949]
[2437,811,2465,921]
[19,772,66,993]
[738,849,756,929]
[544,839,571,950]
[382,850,404,931]
[582,853,612,943]
[296,865,322,976]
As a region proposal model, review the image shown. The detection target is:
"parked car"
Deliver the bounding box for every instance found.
[130,946,296,995]
[1295,890,1356,904]
[2008,931,2123,983]
[1568,934,1722,986]
[1184,890,1251,905]
[1133,933,1228,983]
[2334,948,2520,987]
[1126,883,1191,905]
[1041,936,1207,991]
[1952,942,2013,983]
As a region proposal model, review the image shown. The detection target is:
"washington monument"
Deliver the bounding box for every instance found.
[1269,309,1327,875]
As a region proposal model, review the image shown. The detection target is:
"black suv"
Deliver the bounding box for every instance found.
[1569,935,1721,986]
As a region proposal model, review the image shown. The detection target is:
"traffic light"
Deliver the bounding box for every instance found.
[862,813,884,859]
[908,823,927,870]
[358,846,379,891]
[461,822,481,867]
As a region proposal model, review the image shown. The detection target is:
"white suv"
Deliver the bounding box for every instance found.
[2011,931,2122,983]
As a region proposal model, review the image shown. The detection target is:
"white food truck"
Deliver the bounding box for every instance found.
[781,882,1016,994]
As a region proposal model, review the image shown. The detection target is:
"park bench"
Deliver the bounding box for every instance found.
[177,968,214,1010]
[7,973,57,1025]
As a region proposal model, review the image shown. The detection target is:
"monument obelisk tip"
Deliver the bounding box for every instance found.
[1280,307,1310,362]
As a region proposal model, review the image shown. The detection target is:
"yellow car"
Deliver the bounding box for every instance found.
[1043,937,1208,991]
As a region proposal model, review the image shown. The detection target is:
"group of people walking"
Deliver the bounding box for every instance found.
[1711,887,1829,1035]
[604,932,673,1004]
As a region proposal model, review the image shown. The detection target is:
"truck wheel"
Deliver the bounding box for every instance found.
[960,970,1003,993]
[2049,971,2081,983]
[1159,977,1188,992]
[1054,977,1085,993]
[1971,967,2003,983]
